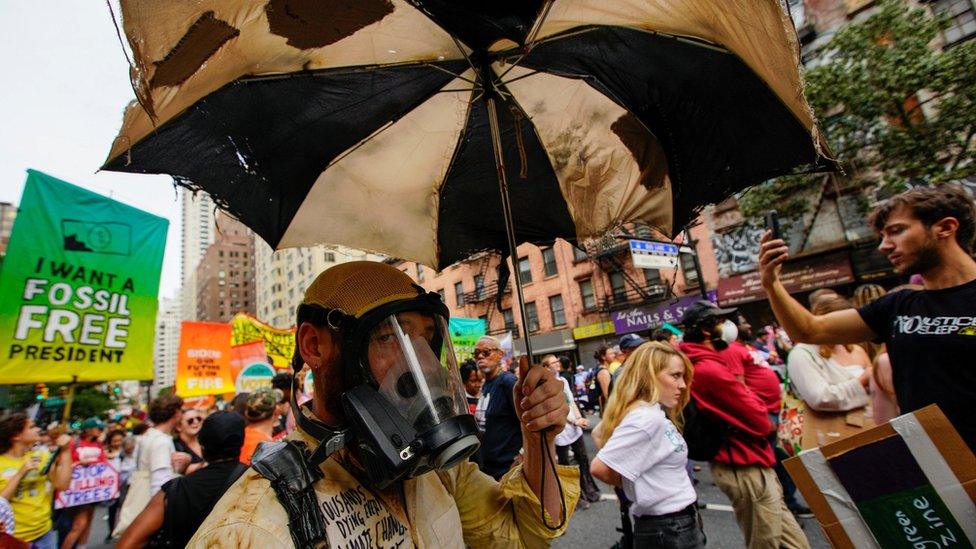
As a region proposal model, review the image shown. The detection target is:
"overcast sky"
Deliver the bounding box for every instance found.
[0,2,181,300]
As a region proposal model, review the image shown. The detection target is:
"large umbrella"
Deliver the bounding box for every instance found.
[103,0,833,357]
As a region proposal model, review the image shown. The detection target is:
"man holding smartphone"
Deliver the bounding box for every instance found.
[758,185,976,449]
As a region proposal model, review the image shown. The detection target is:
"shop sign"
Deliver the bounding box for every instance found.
[717,252,854,306]
[611,291,717,335]
[572,321,615,340]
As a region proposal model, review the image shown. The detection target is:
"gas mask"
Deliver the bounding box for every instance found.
[339,299,480,489]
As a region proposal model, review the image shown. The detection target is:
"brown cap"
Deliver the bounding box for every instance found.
[302,261,420,319]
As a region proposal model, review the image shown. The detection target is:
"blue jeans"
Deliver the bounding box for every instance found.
[633,505,706,549]
[29,529,57,549]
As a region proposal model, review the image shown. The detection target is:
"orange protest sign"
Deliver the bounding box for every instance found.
[175,322,234,397]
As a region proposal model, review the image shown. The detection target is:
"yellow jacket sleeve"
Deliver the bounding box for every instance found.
[437,460,580,548]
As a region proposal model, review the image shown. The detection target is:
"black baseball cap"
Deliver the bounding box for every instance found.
[618,333,647,350]
[679,300,737,327]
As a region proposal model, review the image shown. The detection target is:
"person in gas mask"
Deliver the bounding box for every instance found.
[678,301,808,549]
[188,261,580,548]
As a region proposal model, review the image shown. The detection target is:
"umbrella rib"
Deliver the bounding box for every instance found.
[493,0,556,83]
[423,62,477,85]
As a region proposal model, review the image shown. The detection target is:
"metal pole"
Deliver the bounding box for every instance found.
[61,376,78,423]
[486,96,534,364]
[683,230,709,299]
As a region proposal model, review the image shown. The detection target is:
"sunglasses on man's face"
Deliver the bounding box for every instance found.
[473,348,499,358]
[184,417,203,424]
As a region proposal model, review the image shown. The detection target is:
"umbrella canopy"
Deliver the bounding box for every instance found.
[103,0,833,269]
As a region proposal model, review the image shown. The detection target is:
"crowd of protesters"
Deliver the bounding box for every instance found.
[0,185,970,548]
[0,372,296,548]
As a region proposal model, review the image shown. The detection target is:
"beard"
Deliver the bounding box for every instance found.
[898,236,941,276]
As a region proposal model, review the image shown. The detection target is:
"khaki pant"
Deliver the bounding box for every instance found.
[711,462,810,549]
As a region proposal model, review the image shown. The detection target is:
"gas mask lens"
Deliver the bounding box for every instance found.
[366,312,468,433]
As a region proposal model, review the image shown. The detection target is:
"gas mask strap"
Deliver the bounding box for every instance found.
[290,375,348,466]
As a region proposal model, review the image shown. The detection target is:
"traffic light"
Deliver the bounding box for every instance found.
[35,383,48,401]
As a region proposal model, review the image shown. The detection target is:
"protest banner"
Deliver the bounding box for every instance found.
[175,322,234,397]
[55,462,120,509]
[785,405,976,548]
[230,340,267,382]
[448,317,486,363]
[231,313,294,368]
[236,362,275,393]
[0,170,167,382]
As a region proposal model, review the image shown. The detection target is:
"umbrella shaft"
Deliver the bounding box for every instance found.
[486,97,534,364]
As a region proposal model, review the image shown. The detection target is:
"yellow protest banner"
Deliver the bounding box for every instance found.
[230,313,295,369]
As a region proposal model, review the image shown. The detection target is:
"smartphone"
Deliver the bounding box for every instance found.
[764,210,781,240]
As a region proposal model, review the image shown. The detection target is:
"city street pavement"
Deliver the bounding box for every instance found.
[85,417,828,549]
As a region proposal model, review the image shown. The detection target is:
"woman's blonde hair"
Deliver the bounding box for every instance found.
[594,342,693,447]
[811,296,856,358]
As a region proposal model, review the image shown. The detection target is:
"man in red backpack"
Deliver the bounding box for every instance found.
[678,301,809,549]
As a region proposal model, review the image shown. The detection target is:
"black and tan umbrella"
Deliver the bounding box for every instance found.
[103,0,833,355]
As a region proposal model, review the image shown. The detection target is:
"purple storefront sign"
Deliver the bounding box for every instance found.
[611,291,717,335]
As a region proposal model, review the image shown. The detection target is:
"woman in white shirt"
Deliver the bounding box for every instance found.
[787,297,872,413]
[786,296,874,449]
[591,342,703,549]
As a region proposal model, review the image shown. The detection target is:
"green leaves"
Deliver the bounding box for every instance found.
[746,0,976,214]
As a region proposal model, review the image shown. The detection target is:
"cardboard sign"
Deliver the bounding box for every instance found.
[55,462,120,509]
[785,406,976,548]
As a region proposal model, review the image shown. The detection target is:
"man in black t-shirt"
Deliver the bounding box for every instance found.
[758,185,976,449]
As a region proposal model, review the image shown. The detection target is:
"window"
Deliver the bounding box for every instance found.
[324,252,336,262]
[417,264,425,283]
[549,295,566,326]
[609,271,627,300]
[680,253,700,287]
[573,246,588,262]
[437,288,446,303]
[542,247,558,277]
[933,0,976,44]
[502,308,516,331]
[455,281,465,307]
[518,256,532,284]
[474,274,485,299]
[525,302,540,332]
[579,279,597,311]
[643,268,662,287]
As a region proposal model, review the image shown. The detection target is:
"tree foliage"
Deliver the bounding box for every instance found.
[742,0,976,217]
[4,383,115,421]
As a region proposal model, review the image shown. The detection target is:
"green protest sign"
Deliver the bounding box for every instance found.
[0,170,168,382]
[448,317,486,363]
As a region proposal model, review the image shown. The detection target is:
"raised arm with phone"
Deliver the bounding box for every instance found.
[759,187,976,449]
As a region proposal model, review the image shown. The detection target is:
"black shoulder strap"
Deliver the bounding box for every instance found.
[251,440,330,549]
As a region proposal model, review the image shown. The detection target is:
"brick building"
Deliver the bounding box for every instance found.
[195,212,256,322]
[390,222,718,367]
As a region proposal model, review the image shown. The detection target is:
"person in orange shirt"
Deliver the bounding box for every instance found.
[239,388,286,465]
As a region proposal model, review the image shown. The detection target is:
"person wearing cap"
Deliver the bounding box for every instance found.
[472,335,523,479]
[60,418,109,549]
[188,261,579,548]
[678,300,808,548]
[239,388,287,466]
[118,412,247,549]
